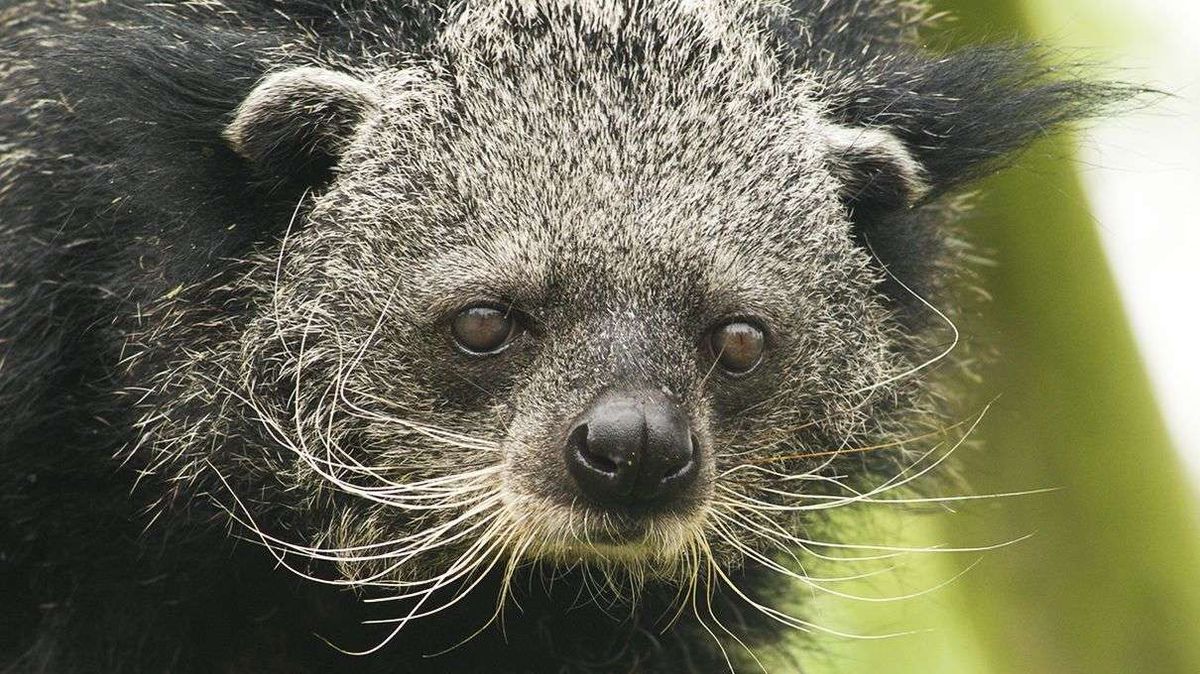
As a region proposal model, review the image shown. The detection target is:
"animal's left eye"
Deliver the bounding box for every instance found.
[452,305,518,355]
[709,321,766,375]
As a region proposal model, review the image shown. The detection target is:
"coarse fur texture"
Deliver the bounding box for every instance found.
[0,1,1121,672]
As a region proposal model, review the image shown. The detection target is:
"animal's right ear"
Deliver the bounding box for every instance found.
[224,67,381,187]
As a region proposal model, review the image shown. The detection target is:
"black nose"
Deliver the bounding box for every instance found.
[565,390,699,508]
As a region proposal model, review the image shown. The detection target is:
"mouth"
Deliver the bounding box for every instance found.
[501,488,708,566]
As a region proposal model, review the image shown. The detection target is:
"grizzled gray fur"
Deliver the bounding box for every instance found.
[0,1,1117,672]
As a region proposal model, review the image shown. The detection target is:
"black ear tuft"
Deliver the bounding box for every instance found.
[779,15,1136,310]
[224,67,381,188]
[812,43,1132,195]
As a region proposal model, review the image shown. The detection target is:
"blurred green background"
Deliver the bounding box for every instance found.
[784,2,1200,673]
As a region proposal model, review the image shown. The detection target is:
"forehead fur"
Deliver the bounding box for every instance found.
[440,0,780,81]
[328,0,859,315]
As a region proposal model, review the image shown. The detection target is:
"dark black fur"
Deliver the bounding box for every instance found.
[1,1,1116,671]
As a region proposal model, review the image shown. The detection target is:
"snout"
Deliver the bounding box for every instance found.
[564,389,700,510]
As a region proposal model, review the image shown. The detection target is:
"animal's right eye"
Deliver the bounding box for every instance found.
[451,305,518,355]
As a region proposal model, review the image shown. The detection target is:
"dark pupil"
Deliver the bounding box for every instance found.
[714,322,764,373]
[453,307,513,353]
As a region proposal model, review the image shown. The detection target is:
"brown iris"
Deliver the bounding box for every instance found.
[709,321,765,375]
[451,305,517,354]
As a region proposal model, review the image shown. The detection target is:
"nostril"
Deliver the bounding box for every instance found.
[662,433,700,482]
[568,423,619,475]
[586,454,620,474]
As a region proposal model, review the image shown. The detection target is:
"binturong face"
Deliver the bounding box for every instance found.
[184,3,957,644]
[209,12,938,611]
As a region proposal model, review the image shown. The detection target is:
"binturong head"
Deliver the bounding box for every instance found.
[137,0,1126,651]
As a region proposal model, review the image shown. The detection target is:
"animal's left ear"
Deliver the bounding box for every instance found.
[808,41,1128,290]
[822,124,930,215]
[224,66,381,187]
[813,44,1128,198]
[820,123,940,300]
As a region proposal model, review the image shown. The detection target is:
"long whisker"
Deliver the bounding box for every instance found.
[706,551,924,641]
[842,240,961,397]
[709,513,983,603]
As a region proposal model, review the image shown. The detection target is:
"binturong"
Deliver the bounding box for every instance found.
[0,1,1125,672]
